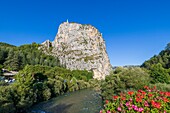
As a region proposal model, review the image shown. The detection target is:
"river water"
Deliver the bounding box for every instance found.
[29,89,103,113]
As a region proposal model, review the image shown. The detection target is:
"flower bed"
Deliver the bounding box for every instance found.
[100,86,170,113]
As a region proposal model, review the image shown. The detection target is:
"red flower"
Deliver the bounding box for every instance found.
[151,100,155,104]
[105,100,109,104]
[148,93,153,97]
[159,91,164,95]
[138,90,143,93]
[136,93,142,98]
[155,102,161,109]
[121,97,126,101]
[155,103,161,109]
[113,96,119,100]
[151,100,161,109]
[163,97,169,103]
[136,98,142,102]
[128,91,134,96]
[153,86,156,90]
[141,91,146,95]
[136,93,141,97]
[165,92,170,97]
[138,90,146,95]
[140,95,144,99]
[144,86,149,90]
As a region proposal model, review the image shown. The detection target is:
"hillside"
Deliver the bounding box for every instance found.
[141,43,170,84]
[0,42,60,71]
[141,43,170,69]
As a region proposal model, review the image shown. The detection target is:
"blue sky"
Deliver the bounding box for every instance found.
[0,0,170,66]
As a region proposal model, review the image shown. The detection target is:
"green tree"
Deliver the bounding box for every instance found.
[0,42,61,70]
[67,77,79,92]
[150,63,170,84]
[12,71,37,112]
[0,86,15,113]
[0,63,93,112]
[165,42,170,50]
[142,42,170,69]
[0,65,2,76]
[0,48,8,64]
[101,67,151,101]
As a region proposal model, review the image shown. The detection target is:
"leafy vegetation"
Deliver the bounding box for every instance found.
[0,65,2,76]
[101,67,151,101]
[0,65,93,113]
[0,42,60,71]
[142,43,170,69]
[141,43,170,84]
[1,41,170,113]
[0,42,95,113]
[100,86,170,113]
[100,42,170,112]
[149,63,170,84]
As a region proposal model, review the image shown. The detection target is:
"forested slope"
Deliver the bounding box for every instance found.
[0,42,60,71]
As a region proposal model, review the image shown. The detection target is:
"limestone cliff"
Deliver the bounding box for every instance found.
[42,22,112,80]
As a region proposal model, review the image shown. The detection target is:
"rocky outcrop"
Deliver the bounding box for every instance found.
[42,22,112,80]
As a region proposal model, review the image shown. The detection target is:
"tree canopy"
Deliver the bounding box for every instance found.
[142,43,170,69]
[0,42,60,71]
[0,65,93,113]
[141,43,170,84]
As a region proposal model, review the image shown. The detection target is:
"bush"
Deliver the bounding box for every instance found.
[72,70,93,81]
[150,63,170,84]
[149,83,170,91]
[101,67,151,101]
[0,65,94,113]
[0,86,15,113]
[0,64,3,76]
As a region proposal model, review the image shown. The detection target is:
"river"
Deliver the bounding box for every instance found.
[29,89,103,113]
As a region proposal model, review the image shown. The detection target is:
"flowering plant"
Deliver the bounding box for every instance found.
[100,86,170,113]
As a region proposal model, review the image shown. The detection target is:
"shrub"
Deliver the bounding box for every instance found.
[0,86,15,113]
[101,67,151,101]
[150,63,170,84]
[0,65,94,112]
[149,83,170,91]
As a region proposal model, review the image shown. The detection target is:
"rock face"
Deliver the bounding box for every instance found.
[44,22,112,80]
